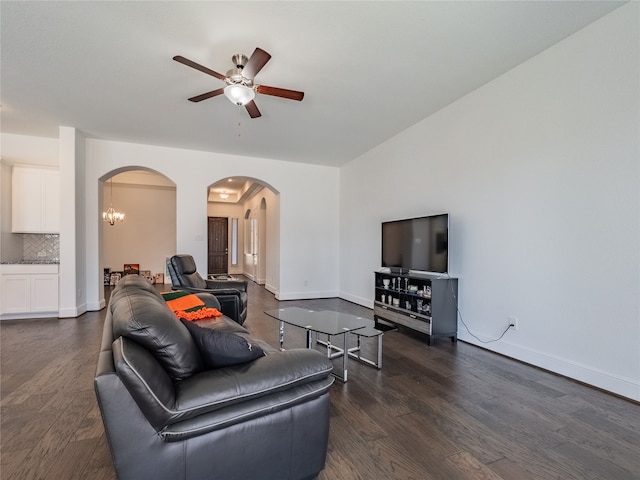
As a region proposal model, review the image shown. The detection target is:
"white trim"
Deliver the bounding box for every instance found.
[0,312,58,321]
[459,333,640,402]
[276,290,339,301]
[58,303,87,318]
[87,299,106,311]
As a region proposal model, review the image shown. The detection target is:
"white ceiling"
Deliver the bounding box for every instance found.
[1,1,624,167]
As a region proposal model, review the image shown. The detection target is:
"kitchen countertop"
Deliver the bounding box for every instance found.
[0,263,60,275]
[0,260,59,264]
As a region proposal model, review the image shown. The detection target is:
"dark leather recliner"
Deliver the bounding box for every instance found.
[167,254,248,325]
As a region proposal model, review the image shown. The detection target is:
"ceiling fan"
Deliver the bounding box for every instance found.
[173,48,304,118]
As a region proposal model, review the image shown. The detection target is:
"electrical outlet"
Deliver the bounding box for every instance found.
[508,316,519,331]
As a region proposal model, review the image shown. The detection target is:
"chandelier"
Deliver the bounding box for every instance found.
[103,177,125,226]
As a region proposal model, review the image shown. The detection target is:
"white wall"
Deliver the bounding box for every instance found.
[85,140,340,306]
[0,133,59,167]
[339,3,639,401]
[102,181,176,279]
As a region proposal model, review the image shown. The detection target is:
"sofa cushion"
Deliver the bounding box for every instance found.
[180,319,264,368]
[111,284,203,381]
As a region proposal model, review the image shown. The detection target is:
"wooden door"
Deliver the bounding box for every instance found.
[208,217,228,275]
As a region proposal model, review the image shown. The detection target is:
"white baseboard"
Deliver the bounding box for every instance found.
[339,292,373,309]
[459,332,640,402]
[276,289,339,301]
[1,311,58,321]
[87,299,106,311]
[58,303,88,318]
[265,282,278,296]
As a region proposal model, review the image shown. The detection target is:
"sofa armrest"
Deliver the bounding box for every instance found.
[193,292,221,310]
[202,287,244,296]
[112,337,177,431]
[213,292,246,324]
[114,337,333,433]
[205,279,248,292]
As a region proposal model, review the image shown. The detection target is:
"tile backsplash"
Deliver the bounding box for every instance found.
[23,234,60,261]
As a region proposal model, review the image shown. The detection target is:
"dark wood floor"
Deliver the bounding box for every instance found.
[1,279,639,479]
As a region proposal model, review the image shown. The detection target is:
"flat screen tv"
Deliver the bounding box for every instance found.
[381,214,449,274]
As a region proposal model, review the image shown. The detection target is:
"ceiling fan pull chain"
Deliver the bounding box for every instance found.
[236,107,243,138]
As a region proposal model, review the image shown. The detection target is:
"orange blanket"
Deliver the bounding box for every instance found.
[162,290,223,321]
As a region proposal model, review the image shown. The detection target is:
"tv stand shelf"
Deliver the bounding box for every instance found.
[374,271,458,345]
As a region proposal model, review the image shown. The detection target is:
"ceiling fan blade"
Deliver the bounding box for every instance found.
[242,48,271,79]
[245,100,262,118]
[256,85,304,101]
[188,88,225,102]
[173,55,226,81]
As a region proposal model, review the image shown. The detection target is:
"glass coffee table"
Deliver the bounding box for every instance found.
[264,307,369,382]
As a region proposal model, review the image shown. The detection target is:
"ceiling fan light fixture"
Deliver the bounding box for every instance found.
[224,84,255,106]
[174,48,303,117]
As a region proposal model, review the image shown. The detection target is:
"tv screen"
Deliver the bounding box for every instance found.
[381,214,449,273]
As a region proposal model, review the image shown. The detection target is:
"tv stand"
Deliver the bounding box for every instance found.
[374,271,458,345]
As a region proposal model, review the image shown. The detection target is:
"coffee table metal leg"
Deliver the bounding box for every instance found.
[279,320,285,351]
[347,329,384,369]
[342,332,349,382]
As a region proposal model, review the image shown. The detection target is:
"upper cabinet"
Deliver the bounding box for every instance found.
[12,165,60,233]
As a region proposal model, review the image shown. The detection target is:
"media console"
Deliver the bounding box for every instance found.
[373,270,458,345]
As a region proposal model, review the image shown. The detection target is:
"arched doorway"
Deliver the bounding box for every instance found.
[99,168,176,291]
[207,177,278,286]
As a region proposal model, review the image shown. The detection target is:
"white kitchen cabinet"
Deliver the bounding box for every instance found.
[11,165,60,233]
[31,275,59,312]
[1,275,31,313]
[0,264,59,319]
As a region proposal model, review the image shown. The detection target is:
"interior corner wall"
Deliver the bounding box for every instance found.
[265,192,280,295]
[74,129,87,309]
[59,126,88,318]
[338,3,639,401]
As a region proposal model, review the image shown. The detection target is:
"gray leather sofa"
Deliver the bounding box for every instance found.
[95,274,334,480]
